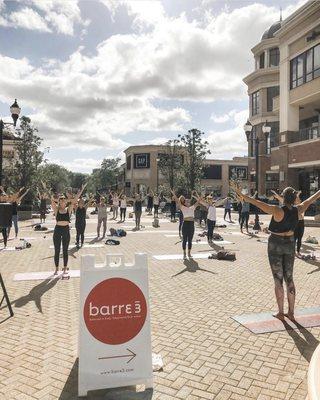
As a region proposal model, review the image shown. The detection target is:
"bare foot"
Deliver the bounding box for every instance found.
[54,270,58,275]
[285,312,295,321]
[273,312,285,320]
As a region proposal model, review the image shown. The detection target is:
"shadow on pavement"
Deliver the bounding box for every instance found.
[59,359,154,400]
[10,278,59,313]
[283,319,319,362]
[172,258,217,277]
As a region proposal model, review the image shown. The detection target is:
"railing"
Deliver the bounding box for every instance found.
[290,127,320,143]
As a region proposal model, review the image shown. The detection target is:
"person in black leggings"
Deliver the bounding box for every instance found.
[170,196,176,222]
[172,190,200,259]
[75,198,90,248]
[233,183,320,321]
[51,184,86,275]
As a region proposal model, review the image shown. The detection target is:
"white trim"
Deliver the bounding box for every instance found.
[288,138,320,147]
[266,170,279,174]
[288,160,320,168]
[271,165,280,170]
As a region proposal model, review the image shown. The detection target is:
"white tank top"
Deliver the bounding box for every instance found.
[180,205,195,219]
[207,205,216,221]
[120,200,127,208]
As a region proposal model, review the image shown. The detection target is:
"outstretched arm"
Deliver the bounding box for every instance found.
[298,190,320,213]
[230,182,279,217]
[51,194,58,214]
[16,188,30,204]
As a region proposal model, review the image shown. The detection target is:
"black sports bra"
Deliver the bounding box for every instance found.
[56,209,70,222]
[269,205,298,233]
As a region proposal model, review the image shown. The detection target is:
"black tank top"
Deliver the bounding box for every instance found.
[40,199,46,210]
[56,209,70,222]
[135,201,142,212]
[269,205,299,233]
[12,202,18,216]
[76,207,86,223]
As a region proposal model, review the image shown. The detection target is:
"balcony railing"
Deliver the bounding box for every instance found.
[290,126,320,143]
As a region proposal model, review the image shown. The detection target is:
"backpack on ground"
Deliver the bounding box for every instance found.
[105,239,120,245]
[216,250,236,261]
[152,218,159,228]
[212,233,223,241]
[117,229,127,237]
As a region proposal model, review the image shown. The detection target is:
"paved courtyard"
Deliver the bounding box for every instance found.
[1,208,320,400]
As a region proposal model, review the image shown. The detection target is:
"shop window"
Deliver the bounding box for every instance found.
[203,165,222,180]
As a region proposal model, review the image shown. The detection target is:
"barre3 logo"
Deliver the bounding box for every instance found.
[84,278,147,345]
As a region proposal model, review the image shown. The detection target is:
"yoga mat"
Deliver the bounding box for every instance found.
[1,247,21,251]
[193,240,233,245]
[49,244,104,249]
[13,270,81,281]
[153,253,212,260]
[232,307,320,334]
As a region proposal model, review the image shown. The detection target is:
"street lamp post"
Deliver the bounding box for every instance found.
[156,157,160,193]
[244,120,271,232]
[0,99,21,186]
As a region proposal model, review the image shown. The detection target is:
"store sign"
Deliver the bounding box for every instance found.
[79,253,153,397]
[229,166,248,180]
[134,153,150,169]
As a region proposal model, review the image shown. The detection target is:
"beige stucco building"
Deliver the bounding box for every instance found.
[3,130,20,169]
[243,0,320,202]
[118,144,248,198]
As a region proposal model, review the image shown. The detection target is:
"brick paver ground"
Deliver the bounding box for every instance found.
[1,208,320,399]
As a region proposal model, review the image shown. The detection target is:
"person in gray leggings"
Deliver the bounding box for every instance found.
[233,183,320,321]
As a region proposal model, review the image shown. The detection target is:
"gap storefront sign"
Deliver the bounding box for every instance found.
[134,153,150,169]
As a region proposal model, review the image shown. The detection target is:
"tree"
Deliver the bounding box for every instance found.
[87,158,121,193]
[6,116,43,202]
[178,129,211,193]
[38,163,71,193]
[158,140,184,190]
[69,172,87,189]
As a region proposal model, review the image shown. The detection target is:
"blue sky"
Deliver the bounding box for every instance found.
[0,0,305,173]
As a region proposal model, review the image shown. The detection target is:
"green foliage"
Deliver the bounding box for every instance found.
[38,163,71,193]
[178,128,211,192]
[87,158,121,193]
[158,140,184,190]
[4,116,43,201]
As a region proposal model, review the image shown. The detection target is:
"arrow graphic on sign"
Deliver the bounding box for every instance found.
[98,348,136,364]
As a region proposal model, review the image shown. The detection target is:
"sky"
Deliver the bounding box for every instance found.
[0,0,307,173]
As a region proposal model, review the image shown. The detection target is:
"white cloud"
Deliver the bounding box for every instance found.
[0,0,88,35]
[0,0,306,169]
[101,0,166,28]
[8,7,51,32]
[45,157,102,173]
[211,110,237,124]
[207,110,248,159]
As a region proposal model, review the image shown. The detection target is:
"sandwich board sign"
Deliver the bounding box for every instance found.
[78,253,153,397]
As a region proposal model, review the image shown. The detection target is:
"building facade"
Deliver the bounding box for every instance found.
[3,130,20,169]
[243,0,320,199]
[120,145,248,198]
